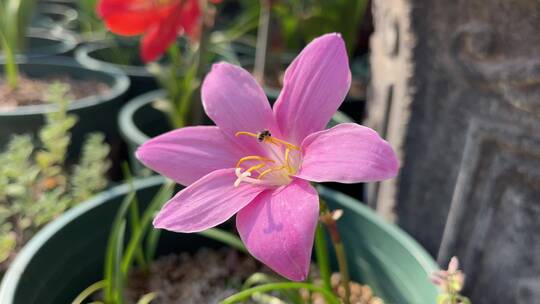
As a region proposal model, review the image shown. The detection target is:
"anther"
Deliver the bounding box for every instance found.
[236,156,274,168]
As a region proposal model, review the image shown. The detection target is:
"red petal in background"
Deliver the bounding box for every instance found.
[97,0,176,35]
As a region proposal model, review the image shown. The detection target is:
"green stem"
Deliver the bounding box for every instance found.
[253,0,271,83]
[166,44,186,128]
[189,0,212,125]
[72,280,107,304]
[197,228,247,253]
[220,282,340,304]
[320,200,351,304]
[314,223,332,293]
[0,32,18,89]
[334,242,350,304]
[123,163,146,270]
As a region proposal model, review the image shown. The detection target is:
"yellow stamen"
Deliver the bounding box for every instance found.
[235,156,274,168]
[258,166,286,180]
[246,163,267,173]
[267,137,300,150]
[284,148,292,173]
[235,131,258,138]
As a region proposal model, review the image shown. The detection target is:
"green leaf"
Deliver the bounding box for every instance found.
[121,181,174,274]
[72,280,107,304]
[220,282,340,304]
[104,191,135,303]
[197,228,247,253]
[136,292,157,304]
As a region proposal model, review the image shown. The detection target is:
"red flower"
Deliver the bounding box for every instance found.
[97,0,201,62]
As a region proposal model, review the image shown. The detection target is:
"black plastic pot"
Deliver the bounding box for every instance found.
[75,42,159,99]
[118,90,172,174]
[0,28,78,60]
[0,57,130,159]
[32,4,78,31]
[0,176,438,303]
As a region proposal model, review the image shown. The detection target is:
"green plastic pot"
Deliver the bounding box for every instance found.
[75,42,159,99]
[0,57,130,158]
[0,176,438,303]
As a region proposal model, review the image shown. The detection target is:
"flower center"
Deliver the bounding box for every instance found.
[233,130,301,187]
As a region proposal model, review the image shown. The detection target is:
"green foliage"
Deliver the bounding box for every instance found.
[71,134,111,202]
[0,0,37,87]
[74,177,253,303]
[78,0,105,34]
[0,83,111,269]
[273,0,368,56]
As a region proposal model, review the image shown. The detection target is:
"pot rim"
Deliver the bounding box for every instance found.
[20,27,78,58]
[0,57,130,116]
[118,89,165,146]
[75,41,154,78]
[34,3,79,27]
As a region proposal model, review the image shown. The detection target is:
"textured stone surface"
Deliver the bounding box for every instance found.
[368,1,540,303]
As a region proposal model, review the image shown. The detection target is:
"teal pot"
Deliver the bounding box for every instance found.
[0,57,130,161]
[0,28,78,60]
[32,4,78,31]
[118,90,366,200]
[0,176,438,303]
[75,42,158,99]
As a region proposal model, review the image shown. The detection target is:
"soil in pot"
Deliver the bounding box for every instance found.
[0,75,109,111]
[110,247,385,304]
[124,247,263,303]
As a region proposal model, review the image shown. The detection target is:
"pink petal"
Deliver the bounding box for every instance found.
[201,63,281,153]
[236,179,319,281]
[136,126,245,186]
[273,33,351,144]
[153,168,265,232]
[296,123,399,183]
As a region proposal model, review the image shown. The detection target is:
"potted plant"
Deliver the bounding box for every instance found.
[0,1,78,60]
[75,39,161,100]
[0,57,129,158]
[0,176,440,303]
[0,83,111,274]
[1,0,130,156]
[0,31,470,304]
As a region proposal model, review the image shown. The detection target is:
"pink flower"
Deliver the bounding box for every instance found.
[136,33,398,281]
